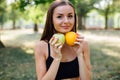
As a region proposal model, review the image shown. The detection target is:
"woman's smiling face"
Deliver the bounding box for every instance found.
[53,5,75,34]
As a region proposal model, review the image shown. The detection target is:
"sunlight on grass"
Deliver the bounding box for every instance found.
[83,33,120,42]
[79,30,120,43]
[102,48,120,58]
[25,48,34,54]
[22,41,36,48]
[107,43,120,47]
[21,47,34,54]
[1,29,41,47]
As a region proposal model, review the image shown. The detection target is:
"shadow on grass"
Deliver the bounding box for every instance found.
[0,47,37,80]
[90,42,120,80]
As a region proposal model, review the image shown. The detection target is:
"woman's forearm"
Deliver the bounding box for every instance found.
[41,58,61,80]
[78,54,91,80]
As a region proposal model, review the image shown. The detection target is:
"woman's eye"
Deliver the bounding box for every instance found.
[57,16,62,18]
[68,15,73,18]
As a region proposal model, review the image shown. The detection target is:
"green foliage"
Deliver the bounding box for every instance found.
[6,1,23,29]
[18,0,50,24]
[112,0,120,12]
[34,0,53,4]
[0,0,7,26]
[93,0,120,29]
[70,0,100,30]
[22,4,48,24]
[19,0,31,11]
[8,2,21,20]
[94,0,120,16]
[70,0,100,17]
[19,0,52,10]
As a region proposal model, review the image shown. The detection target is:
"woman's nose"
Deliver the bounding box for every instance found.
[63,16,69,23]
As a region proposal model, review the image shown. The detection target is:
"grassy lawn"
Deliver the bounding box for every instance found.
[0,29,120,80]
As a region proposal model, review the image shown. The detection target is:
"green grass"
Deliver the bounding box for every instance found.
[90,42,120,80]
[0,47,36,80]
[0,29,120,80]
[86,30,120,80]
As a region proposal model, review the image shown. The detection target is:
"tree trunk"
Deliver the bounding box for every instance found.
[105,13,108,30]
[105,6,109,30]
[0,29,5,48]
[0,41,5,48]
[118,16,120,28]
[78,15,85,30]
[13,19,16,29]
[34,23,38,32]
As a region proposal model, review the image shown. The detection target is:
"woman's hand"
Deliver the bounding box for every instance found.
[49,36,63,59]
[72,33,84,56]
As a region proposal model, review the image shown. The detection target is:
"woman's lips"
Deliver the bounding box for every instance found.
[62,26,70,29]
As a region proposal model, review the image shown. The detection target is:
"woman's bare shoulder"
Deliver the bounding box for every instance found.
[82,40,90,53]
[35,40,48,47]
[35,40,48,55]
[83,40,89,47]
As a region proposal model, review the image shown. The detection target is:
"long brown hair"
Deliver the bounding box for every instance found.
[40,0,77,41]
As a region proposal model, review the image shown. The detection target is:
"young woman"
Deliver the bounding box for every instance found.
[34,0,91,80]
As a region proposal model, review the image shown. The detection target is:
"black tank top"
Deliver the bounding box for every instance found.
[46,43,79,80]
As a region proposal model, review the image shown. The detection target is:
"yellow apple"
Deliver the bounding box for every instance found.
[53,33,65,45]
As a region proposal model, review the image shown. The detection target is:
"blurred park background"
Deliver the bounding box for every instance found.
[0,0,120,80]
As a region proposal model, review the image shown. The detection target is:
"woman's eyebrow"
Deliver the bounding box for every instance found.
[56,12,74,15]
[56,13,63,15]
[68,13,74,15]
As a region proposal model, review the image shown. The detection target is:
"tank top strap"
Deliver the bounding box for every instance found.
[48,43,51,57]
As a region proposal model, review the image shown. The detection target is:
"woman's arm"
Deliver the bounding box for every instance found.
[77,41,92,80]
[34,41,62,80]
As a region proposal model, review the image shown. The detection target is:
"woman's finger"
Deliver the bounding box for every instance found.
[76,38,84,42]
[49,36,54,43]
[50,37,58,45]
[54,42,62,47]
[74,42,81,45]
[58,45,63,49]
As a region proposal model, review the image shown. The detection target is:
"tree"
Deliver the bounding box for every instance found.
[70,0,100,30]
[0,0,7,29]
[19,0,51,32]
[29,4,47,32]
[0,33,5,48]
[0,0,7,48]
[94,0,120,29]
[8,1,22,29]
[21,3,48,32]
